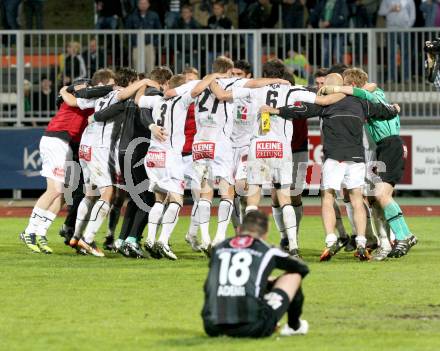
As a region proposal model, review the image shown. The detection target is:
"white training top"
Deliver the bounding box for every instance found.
[194,77,247,143]
[233,84,316,143]
[138,92,194,153]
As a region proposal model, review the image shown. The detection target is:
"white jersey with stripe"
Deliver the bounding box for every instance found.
[77,89,121,148]
[233,84,316,143]
[194,77,247,144]
[230,78,254,148]
[138,92,193,153]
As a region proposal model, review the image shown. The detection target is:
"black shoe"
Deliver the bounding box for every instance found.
[408,235,418,248]
[125,241,146,259]
[388,240,411,258]
[118,241,132,258]
[354,246,372,261]
[289,248,301,259]
[280,237,289,252]
[59,225,74,246]
[344,235,357,252]
[103,235,115,251]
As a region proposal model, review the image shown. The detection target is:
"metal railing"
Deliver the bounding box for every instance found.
[1,28,440,125]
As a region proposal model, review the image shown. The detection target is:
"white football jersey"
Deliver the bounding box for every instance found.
[77,89,121,148]
[233,84,316,143]
[138,92,193,153]
[194,77,247,143]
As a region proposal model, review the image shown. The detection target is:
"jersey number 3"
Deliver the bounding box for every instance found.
[218,251,252,286]
[158,103,167,127]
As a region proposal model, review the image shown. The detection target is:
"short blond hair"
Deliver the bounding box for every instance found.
[212,56,234,73]
[168,74,186,89]
[343,68,368,88]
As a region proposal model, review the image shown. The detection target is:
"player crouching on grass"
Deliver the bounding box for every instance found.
[20,78,113,254]
[202,210,309,338]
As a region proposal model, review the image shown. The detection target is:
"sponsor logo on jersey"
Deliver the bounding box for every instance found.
[230,236,254,248]
[217,285,246,297]
[146,151,166,168]
[52,167,65,178]
[255,141,283,159]
[192,142,215,160]
[79,145,92,161]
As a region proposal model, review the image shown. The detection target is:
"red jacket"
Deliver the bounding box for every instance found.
[45,102,94,143]
[182,103,196,155]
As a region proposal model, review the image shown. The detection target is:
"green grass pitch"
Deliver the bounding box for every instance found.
[1,216,440,351]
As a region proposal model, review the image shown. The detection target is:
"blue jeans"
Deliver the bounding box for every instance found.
[96,16,119,30]
[323,33,345,67]
[388,32,410,82]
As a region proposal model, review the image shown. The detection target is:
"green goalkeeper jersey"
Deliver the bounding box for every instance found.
[352,87,400,143]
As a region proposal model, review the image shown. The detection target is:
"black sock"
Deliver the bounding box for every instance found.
[64,188,85,229]
[287,287,304,330]
[118,200,137,240]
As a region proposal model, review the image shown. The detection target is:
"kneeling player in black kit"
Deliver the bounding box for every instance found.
[201,211,309,338]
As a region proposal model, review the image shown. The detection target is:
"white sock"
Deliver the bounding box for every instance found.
[389,229,396,243]
[325,233,338,247]
[272,206,286,239]
[293,204,303,240]
[373,206,391,249]
[282,205,298,250]
[83,200,110,243]
[214,199,233,244]
[158,202,181,245]
[187,201,199,238]
[37,210,57,237]
[364,203,379,245]
[198,199,212,246]
[355,235,367,248]
[344,202,357,235]
[74,197,95,239]
[245,205,258,214]
[25,207,46,235]
[147,202,165,243]
[230,196,242,234]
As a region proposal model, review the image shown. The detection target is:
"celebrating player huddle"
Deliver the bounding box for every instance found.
[19,56,417,265]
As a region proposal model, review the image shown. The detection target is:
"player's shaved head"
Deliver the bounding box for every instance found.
[240,211,269,238]
[324,73,343,86]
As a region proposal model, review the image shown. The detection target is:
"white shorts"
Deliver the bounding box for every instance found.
[79,145,120,189]
[192,140,234,186]
[233,145,249,181]
[321,158,366,191]
[247,137,292,186]
[292,151,309,191]
[144,149,185,195]
[40,136,73,183]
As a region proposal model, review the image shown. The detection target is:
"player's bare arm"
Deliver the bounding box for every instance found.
[190,73,225,98]
[243,78,290,88]
[209,80,233,101]
[117,78,153,101]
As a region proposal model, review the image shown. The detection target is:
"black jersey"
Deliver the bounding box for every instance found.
[278,97,399,163]
[202,235,309,326]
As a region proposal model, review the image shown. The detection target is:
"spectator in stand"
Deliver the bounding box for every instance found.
[283,49,312,85]
[379,0,415,82]
[282,0,307,28]
[125,0,162,74]
[354,0,381,27]
[420,0,440,27]
[165,0,182,28]
[1,0,21,29]
[309,0,349,67]
[188,0,211,26]
[62,41,87,86]
[208,1,233,54]
[95,0,122,29]
[172,4,202,71]
[24,0,44,29]
[240,0,279,28]
[82,38,105,77]
[32,77,56,118]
